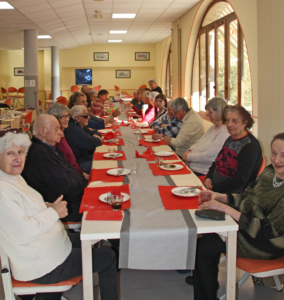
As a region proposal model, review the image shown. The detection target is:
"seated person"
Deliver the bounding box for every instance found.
[89,89,98,105]
[0,132,118,300]
[189,133,284,300]
[182,97,229,176]
[149,93,168,127]
[204,105,262,194]
[130,90,139,107]
[148,78,162,93]
[90,89,111,116]
[22,115,88,222]
[153,97,204,157]
[127,88,145,111]
[81,84,92,108]
[65,105,102,174]
[47,103,88,180]
[151,100,182,138]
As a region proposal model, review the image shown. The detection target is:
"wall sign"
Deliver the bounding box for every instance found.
[116,70,131,78]
[94,52,109,61]
[14,68,24,76]
[135,52,150,61]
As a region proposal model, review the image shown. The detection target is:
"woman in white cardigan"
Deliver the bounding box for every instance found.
[182,97,229,176]
[0,132,118,300]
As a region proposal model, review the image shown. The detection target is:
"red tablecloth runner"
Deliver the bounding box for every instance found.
[139,139,167,147]
[158,186,200,210]
[89,168,125,183]
[86,211,123,221]
[148,161,191,176]
[102,138,125,146]
[146,152,179,161]
[93,151,126,161]
[80,185,131,213]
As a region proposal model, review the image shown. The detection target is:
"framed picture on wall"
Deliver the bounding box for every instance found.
[94,52,109,61]
[14,68,24,76]
[135,52,150,61]
[116,70,131,78]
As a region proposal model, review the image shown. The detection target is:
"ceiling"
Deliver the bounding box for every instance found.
[0,0,200,50]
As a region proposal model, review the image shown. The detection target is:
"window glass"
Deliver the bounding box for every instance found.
[192,40,199,111]
[200,34,206,110]
[208,29,215,99]
[202,2,233,27]
[229,20,238,104]
[243,39,252,113]
[217,25,225,98]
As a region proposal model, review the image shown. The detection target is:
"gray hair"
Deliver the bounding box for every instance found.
[89,89,97,96]
[0,132,31,155]
[205,97,227,122]
[33,114,57,136]
[149,92,160,101]
[142,91,151,99]
[47,103,70,119]
[81,85,89,93]
[148,79,157,84]
[70,105,86,118]
[170,97,190,112]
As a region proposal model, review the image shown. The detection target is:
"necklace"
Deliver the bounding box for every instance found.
[272,173,284,188]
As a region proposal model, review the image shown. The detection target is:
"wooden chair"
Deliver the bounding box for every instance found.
[93,85,101,92]
[1,87,7,100]
[0,244,82,300]
[71,85,79,93]
[56,96,68,106]
[139,84,147,89]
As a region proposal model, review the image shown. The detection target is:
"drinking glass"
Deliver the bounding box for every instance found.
[108,148,115,157]
[131,162,140,174]
[111,195,123,211]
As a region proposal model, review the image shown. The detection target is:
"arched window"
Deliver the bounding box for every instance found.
[165,44,172,98]
[191,0,252,113]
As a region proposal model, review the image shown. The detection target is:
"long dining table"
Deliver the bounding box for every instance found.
[80,105,238,300]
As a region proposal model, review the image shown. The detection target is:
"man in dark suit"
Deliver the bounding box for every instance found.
[22,114,88,222]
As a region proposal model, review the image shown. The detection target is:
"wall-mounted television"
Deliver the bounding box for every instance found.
[75,69,92,85]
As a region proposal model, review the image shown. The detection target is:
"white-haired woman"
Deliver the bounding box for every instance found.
[148,79,162,94]
[0,132,118,300]
[89,89,98,105]
[182,97,230,176]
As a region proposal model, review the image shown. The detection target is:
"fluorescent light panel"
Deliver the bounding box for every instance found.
[110,31,127,34]
[108,40,122,43]
[112,14,136,19]
[38,35,52,39]
[0,2,14,9]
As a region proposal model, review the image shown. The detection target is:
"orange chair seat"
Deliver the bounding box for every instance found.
[236,256,284,274]
[12,275,82,288]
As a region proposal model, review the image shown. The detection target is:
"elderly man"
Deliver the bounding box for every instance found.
[130,90,139,107]
[153,97,204,157]
[148,79,162,94]
[81,85,92,107]
[65,105,102,174]
[22,114,87,222]
[151,100,182,138]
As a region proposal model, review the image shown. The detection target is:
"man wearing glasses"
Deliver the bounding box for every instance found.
[65,105,102,174]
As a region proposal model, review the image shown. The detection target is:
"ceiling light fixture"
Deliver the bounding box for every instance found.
[94,10,102,19]
[112,14,136,19]
[110,31,127,34]
[38,35,52,39]
[108,40,122,43]
[0,2,14,9]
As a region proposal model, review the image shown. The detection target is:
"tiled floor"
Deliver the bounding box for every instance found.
[1,258,284,300]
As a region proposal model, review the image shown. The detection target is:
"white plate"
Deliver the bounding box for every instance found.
[103,139,116,143]
[99,129,112,134]
[105,124,112,128]
[171,187,201,197]
[106,168,131,176]
[144,138,161,143]
[134,130,148,134]
[154,151,175,157]
[103,153,123,159]
[160,164,184,171]
[99,192,130,203]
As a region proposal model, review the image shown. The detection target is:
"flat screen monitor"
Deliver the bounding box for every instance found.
[75,69,92,85]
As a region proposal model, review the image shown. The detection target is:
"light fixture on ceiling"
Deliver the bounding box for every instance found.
[108,40,122,43]
[94,10,102,19]
[112,14,136,19]
[0,2,14,9]
[38,35,52,39]
[110,31,127,34]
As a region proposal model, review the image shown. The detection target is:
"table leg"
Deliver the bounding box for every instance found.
[226,231,237,300]
[81,239,93,300]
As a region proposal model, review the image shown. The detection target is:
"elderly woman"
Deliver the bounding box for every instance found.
[149,93,168,127]
[204,105,262,193]
[188,132,284,300]
[148,78,162,94]
[0,132,118,300]
[89,89,98,104]
[182,97,229,176]
[47,103,88,180]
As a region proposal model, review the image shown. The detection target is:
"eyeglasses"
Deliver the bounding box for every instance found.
[172,109,181,115]
[59,114,71,120]
[79,115,89,119]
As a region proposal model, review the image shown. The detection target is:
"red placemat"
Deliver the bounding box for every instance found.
[94,151,126,161]
[158,186,201,210]
[86,211,123,221]
[80,185,131,213]
[120,121,130,126]
[102,138,125,146]
[89,168,125,183]
[139,139,167,147]
[148,161,191,176]
[146,152,179,161]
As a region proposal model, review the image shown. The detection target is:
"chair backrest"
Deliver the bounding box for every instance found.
[121,91,128,95]
[39,99,43,106]
[93,85,101,92]
[56,98,68,106]
[17,87,24,94]
[5,98,11,106]
[139,84,147,89]
[71,85,79,92]
[8,87,17,94]
[114,85,120,92]
[24,111,33,124]
[56,96,67,101]
[257,156,266,176]
[1,87,7,94]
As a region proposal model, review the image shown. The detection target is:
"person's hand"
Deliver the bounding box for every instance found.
[93,134,102,141]
[83,172,89,180]
[152,133,163,140]
[204,178,213,190]
[182,150,191,162]
[53,195,68,219]
[198,199,227,213]
[160,124,167,128]
[113,108,121,117]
